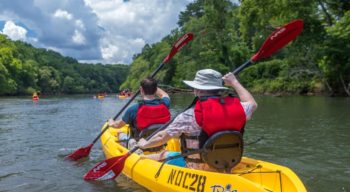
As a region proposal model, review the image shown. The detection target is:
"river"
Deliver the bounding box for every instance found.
[0,94,349,192]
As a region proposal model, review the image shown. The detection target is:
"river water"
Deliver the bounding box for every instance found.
[0,94,349,192]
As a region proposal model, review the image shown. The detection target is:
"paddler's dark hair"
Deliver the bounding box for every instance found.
[140,77,157,95]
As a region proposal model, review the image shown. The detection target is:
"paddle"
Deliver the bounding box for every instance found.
[83,19,304,181]
[84,97,199,180]
[232,19,304,75]
[84,117,177,180]
[65,32,194,161]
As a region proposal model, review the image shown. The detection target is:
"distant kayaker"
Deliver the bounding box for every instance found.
[32,92,39,101]
[137,69,257,171]
[108,77,171,148]
[119,88,130,96]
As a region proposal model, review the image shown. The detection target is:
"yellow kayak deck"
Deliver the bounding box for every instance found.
[118,95,128,99]
[100,123,307,192]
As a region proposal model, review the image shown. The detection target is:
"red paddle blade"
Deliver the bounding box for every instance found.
[162,32,194,63]
[65,143,93,161]
[251,19,304,62]
[84,154,130,181]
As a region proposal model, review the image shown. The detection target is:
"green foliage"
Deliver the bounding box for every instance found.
[38,66,61,94]
[0,35,19,94]
[319,10,350,95]
[178,0,205,27]
[121,40,173,90]
[0,34,129,95]
[121,0,349,95]
[2,0,350,96]
[24,86,36,95]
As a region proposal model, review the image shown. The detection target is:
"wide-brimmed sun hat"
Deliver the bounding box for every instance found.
[183,69,228,90]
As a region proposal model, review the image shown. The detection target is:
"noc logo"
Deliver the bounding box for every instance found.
[93,162,107,173]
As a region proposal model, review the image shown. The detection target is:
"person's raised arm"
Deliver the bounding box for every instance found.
[155,87,169,99]
[223,72,257,111]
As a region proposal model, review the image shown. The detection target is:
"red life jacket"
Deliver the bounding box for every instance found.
[194,96,246,137]
[135,100,171,130]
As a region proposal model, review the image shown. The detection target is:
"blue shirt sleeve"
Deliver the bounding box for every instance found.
[122,104,139,124]
[161,97,171,108]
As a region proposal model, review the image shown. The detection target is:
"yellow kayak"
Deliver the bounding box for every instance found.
[100,123,307,192]
[118,95,127,99]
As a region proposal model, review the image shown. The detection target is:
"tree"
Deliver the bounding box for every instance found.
[38,66,61,94]
[319,10,350,95]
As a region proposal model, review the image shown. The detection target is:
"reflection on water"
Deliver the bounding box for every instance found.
[0,94,349,191]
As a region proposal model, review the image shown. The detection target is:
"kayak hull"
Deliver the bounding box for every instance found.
[118,95,127,99]
[100,123,307,192]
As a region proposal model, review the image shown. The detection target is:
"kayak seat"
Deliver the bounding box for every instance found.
[138,124,167,138]
[138,124,167,152]
[201,131,243,172]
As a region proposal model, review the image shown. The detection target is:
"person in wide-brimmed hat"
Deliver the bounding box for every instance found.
[138,69,257,171]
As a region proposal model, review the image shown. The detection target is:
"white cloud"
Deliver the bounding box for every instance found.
[75,19,85,30]
[1,20,27,41]
[130,38,145,47]
[83,0,192,63]
[53,9,73,20]
[101,44,119,61]
[0,0,193,64]
[72,30,86,45]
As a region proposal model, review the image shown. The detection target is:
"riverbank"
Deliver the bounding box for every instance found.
[160,85,334,97]
[0,85,346,97]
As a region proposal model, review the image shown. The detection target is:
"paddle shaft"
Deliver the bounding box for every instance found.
[127,60,254,153]
[155,20,305,174]
[92,63,165,144]
[125,19,304,151]
[128,117,176,155]
[233,60,253,75]
[89,32,194,146]
[68,33,193,162]
[131,59,253,153]
[151,60,262,179]
[84,20,304,180]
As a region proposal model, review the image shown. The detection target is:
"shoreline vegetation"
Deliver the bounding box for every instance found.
[0,34,129,96]
[0,84,330,98]
[119,1,350,97]
[160,86,328,97]
[1,0,349,97]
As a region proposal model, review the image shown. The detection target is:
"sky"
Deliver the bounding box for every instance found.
[0,0,193,64]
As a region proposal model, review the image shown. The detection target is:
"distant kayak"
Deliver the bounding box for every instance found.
[118,95,127,99]
[32,94,39,101]
[96,92,107,99]
[100,124,307,192]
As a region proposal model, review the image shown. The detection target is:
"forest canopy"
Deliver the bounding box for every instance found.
[121,0,350,96]
[0,34,128,95]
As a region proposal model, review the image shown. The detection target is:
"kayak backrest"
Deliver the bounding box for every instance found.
[201,131,243,172]
[138,124,167,153]
[138,124,165,139]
